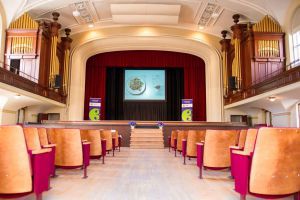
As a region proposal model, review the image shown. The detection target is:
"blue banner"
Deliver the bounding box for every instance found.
[181,99,193,121]
[89,98,101,120]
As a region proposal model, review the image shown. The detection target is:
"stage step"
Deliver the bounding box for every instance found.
[130,128,164,149]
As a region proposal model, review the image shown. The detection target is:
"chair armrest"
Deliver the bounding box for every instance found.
[101,139,107,156]
[182,139,187,157]
[31,149,51,194]
[233,152,252,196]
[196,143,204,167]
[42,144,56,148]
[32,148,51,155]
[82,142,90,167]
[233,150,250,156]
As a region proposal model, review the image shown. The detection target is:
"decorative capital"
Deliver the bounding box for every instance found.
[232,14,240,24]
[52,12,60,22]
[65,28,71,37]
[221,30,228,39]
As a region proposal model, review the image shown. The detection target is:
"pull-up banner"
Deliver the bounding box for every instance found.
[181,99,193,122]
[89,98,101,120]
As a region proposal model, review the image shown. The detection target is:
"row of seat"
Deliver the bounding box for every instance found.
[168,128,300,200]
[0,126,122,200]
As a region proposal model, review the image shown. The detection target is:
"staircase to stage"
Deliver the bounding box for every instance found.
[130,128,164,149]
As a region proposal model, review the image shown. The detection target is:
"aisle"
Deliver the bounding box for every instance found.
[24,148,292,200]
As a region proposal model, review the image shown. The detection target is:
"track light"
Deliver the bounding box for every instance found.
[268,96,276,102]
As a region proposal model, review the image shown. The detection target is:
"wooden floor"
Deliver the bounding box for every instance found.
[16,148,293,200]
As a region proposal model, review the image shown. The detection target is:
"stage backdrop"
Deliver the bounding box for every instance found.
[84,50,206,121]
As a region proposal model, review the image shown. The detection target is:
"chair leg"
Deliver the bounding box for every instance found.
[294,192,300,200]
[240,194,246,200]
[102,155,105,164]
[83,166,88,179]
[35,193,43,200]
[199,167,202,179]
[183,155,186,165]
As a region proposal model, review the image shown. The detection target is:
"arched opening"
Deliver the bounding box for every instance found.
[68,30,222,122]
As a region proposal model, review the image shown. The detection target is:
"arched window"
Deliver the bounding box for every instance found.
[291,7,300,67]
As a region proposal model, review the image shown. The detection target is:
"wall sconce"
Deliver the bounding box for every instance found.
[268,96,276,102]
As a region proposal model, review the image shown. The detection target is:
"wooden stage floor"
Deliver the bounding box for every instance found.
[16,148,293,200]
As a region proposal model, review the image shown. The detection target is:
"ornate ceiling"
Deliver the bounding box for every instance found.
[2,0,294,37]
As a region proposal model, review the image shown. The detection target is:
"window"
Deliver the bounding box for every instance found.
[292,30,300,66]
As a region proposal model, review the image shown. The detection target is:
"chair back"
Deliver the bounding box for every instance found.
[176,130,188,151]
[243,129,258,154]
[237,129,247,148]
[187,130,205,157]
[52,128,83,167]
[23,127,42,151]
[170,130,178,147]
[112,130,119,147]
[47,128,55,144]
[100,130,113,150]
[80,129,102,156]
[37,128,49,146]
[0,126,32,194]
[249,128,300,195]
[203,130,239,168]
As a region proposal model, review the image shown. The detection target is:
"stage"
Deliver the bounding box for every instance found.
[28,121,247,147]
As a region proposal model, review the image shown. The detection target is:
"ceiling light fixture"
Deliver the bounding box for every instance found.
[88,23,94,28]
[212,12,219,18]
[268,96,276,102]
[198,25,204,30]
[14,94,21,99]
[72,10,80,17]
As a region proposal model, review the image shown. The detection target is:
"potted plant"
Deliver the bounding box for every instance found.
[157,121,164,129]
[128,121,136,129]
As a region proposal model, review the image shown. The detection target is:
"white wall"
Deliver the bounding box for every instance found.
[0,109,17,124]
[272,112,291,127]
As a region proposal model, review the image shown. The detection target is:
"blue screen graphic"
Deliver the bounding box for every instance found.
[124,70,166,100]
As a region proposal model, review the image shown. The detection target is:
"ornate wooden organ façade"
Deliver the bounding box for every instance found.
[221,14,285,103]
[4,12,72,96]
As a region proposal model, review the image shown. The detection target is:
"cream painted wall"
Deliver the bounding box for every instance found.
[1,109,17,125]
[24,105,67,123]
[224,107,266,125]
[68,26,223,122]
[272,112,291,127]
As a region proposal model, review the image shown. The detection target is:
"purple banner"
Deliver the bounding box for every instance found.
[181,99,193,121]
[89,98,101,120]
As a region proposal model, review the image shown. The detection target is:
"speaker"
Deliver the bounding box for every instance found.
[54,75,61,89]
[229,76,237,90]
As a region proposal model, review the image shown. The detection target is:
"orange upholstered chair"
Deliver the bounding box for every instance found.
[23,127,56,178]
[176,130,188,153]
[101,130,113,153]
[182,130,205,164]
[234,128,300,200]
[37,128,50,147]
[237,129,247,148]
[230,129,257,178]
[51,128,91,178]
[170,130,178,150]
[196,129,239,178]
[0,126,50,199]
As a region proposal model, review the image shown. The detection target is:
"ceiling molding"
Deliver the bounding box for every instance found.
[198,2,223,27]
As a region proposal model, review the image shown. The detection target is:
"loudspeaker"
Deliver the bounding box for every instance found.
[229,76,237,90]
[54,75,61,89]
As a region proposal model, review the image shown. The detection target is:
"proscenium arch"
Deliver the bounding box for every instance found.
[68,32,223,122]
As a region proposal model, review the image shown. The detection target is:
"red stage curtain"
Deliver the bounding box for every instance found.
[84,50,206,121]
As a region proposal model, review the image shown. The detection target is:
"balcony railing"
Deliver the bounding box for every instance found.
[225,63,300,105]
[0,61,66,104]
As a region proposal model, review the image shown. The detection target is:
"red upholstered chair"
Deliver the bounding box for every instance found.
[36,127,57,177]
[196,129,239,178]
[23,127,55,180]
[230,129,257,178]
[80,129,107,164]
[51,128,91,178]
[0,126,50,200]
[182,130,205,164]
[234,128,300,200]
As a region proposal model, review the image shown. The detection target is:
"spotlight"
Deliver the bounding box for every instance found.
[14,94,21,99]
[72,10,80,17]
[268,96,276,102]
[88,23,94,28]
[198,25,204,30]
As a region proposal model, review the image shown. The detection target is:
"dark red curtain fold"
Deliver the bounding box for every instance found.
[84,50,206,121]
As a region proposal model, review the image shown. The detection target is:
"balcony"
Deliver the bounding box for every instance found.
[0,62,66,104]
